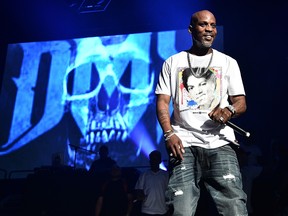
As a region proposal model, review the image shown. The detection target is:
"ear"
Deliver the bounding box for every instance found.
[188,25,193,33]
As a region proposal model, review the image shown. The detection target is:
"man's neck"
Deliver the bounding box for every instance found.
[188,46,212,56]
[151,166,160,172]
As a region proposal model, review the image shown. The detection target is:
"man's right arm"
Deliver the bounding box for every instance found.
[156,94,184,160]
[156,94,172,133]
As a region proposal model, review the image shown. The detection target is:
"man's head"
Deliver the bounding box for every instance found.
[149,150,162,167]
[99,145,109,158]
[188,10,217,49]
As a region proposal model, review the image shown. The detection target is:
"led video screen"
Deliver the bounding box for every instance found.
[0,28,223,174]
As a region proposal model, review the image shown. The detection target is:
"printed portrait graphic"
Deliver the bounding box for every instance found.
[179,67,221,111]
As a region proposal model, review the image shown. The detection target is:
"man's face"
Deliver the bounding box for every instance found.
[192,11,217,48]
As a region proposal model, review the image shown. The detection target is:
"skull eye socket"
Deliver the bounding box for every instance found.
[66,62,100,97]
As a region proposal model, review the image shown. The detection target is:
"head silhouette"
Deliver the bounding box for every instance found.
[99,145,109,159]
[149,150,162,171]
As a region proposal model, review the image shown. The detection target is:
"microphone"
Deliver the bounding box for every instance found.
[213,103,250,138]
[225,121,250,138]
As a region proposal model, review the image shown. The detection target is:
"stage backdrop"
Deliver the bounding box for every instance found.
[0,27,223,175]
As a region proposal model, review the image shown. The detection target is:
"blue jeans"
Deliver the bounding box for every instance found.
[165,144,248,216]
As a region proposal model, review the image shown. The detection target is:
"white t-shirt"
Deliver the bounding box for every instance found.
[134,169,169,214]
[155,49,245,148]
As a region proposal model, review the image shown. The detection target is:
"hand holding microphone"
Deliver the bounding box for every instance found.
[210,105,250,138]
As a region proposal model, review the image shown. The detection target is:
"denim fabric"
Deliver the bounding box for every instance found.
[166,144,248,216]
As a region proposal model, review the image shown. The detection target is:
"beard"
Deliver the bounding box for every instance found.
[193,36,213,49]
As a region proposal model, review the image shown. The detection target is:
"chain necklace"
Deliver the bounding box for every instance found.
[187,49,213,76]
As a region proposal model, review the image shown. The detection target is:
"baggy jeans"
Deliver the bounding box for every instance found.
[165,144,248,216]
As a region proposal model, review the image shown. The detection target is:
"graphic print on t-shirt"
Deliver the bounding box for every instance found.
[178,66,221,111]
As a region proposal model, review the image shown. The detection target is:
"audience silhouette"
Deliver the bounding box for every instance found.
[89,145,117,178]
[95,165,133,216]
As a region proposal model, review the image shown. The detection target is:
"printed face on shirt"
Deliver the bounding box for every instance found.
[179,67,220,111]
[186,75,216,108]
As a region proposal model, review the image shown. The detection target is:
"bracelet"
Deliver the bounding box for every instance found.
[226,105,236,116]
[164,129,173,138]
[165,132,175,141]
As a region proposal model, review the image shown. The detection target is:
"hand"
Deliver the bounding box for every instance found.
[208,106,233,124]
[135,189,146,201]
[165,133,185,160]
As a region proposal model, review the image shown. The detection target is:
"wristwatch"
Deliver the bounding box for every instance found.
[226,105,236,116]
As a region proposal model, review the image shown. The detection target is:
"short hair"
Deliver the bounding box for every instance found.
[189,10,215,26]
[149,150,162,163]
[99,145,109,156]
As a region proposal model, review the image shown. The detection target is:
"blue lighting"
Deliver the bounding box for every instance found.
[0,28,223,172]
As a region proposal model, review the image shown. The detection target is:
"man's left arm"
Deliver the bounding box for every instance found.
[209,95,246,123]
[228,95,247,117]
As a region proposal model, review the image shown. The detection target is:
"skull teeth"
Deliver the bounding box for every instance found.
[86,129,127,144]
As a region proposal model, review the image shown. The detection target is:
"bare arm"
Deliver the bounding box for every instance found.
[126,193,133,216]
[209,95,247,123]
[95,196,103,216]
[156,94,172,132]
[229,95,247,117]
[156,94,185,160]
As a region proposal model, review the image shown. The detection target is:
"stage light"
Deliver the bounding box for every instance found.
[78,0,111,13]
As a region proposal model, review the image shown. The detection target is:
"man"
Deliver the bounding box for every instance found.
[134,150,169,216]
[89,145,117,177]
[95,165,133,216]
[155,10,248,215]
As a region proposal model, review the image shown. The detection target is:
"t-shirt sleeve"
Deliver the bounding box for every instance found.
[134,173,144,189]
[227,58,246,96]
[155,60,171,96]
